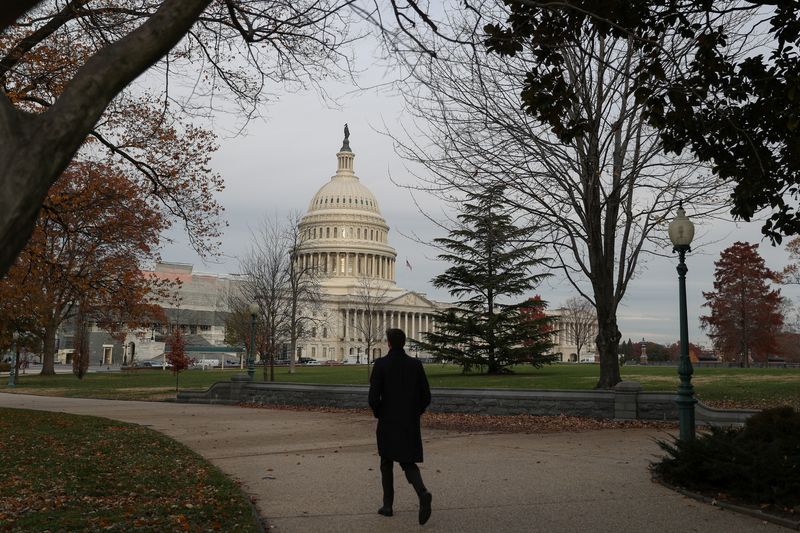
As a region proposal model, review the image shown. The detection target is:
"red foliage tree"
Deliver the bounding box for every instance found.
[0,161,172,374]
[701,242,784,366]
[667,341,704,363]
[519,295,558,359]
[166,328,193,391]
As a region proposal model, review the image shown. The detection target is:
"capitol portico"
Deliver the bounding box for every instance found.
[295,128,443,362]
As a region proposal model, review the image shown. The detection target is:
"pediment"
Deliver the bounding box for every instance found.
[385,291,438,310]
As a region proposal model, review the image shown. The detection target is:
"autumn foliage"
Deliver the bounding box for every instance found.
[520,295,558,355]
[0,15,225,373]
[701,242,784,365]
[0,161,174,374]
[0,11,225,262]
[166,328,193,391]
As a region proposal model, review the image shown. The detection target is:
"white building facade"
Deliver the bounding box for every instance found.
[294,132,443,362]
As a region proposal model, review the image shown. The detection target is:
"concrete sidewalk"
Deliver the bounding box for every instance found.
[0,393,783,532]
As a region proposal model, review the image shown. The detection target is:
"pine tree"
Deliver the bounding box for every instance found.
[419,184,557,374]
[701,242,784,366]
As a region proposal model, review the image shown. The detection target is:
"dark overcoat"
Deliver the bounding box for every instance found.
[368,348,432,463]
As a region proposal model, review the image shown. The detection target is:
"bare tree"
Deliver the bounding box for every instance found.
[236,215,291,381]
[223,297,257,369]
[390,2,728,388]
[558,297,596,363]
[231,213,323,377]
[285,212,323,374]
[353,274,389,370]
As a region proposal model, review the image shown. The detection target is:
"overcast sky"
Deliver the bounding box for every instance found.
[158,41,800,349]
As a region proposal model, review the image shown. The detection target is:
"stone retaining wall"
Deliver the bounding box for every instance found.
[176,379,758,426]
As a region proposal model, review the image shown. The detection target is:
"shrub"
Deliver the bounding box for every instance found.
[652,407,800,507]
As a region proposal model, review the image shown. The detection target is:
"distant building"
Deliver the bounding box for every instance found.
[546,308,599,363]
[54,262,238,367]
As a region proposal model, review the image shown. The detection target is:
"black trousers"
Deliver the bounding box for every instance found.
[380,456,427,507]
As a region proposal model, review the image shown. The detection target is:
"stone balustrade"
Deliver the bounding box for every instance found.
[176,379,758,426]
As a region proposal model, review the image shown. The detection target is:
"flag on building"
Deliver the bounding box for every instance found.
[405,259,412,271]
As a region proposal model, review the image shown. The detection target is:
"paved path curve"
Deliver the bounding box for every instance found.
[0,393,783,533]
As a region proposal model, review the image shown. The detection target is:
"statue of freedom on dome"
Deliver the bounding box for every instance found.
[341,123,351,151]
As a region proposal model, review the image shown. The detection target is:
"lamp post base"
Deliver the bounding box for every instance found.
[676,394,697,441]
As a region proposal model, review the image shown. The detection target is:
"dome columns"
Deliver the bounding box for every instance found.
[339,308,438,346]
[299,251,396,280]
[337,150,355,174]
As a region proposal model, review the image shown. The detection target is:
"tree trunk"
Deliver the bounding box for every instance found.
[0,0,214,277]
[288,334,296,375]
[594,301,622,389]
[12,344,21,385]
[40,322,57,375]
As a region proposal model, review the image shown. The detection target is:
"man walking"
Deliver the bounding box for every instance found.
[368,328,433,525]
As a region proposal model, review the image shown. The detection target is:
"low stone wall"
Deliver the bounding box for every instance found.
[176,379,758,426]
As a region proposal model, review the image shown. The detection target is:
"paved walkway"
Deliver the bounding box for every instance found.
[0,393,783,532]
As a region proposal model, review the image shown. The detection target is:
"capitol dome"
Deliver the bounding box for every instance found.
[298,127,398,290]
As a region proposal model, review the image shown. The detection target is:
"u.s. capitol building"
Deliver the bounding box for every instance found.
[291,130,444,361]
[105,130,445,365]
[58,130,594,366]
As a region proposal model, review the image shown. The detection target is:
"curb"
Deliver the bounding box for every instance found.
[653,475,800,530]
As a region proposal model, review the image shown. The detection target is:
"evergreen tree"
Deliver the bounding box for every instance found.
[618,339,632,364]
[419,184,557,374]
[701,242,784,366]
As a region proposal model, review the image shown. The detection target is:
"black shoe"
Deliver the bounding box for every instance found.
[378,506,393,517]
[418,491,432,525]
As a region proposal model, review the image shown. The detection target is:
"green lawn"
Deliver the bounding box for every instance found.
[2,363,799,409]
[0,408,261,532]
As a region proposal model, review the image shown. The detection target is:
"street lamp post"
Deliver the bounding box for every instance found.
[247,302,259,380]
[7,331,19,387]
[668,201,696,441]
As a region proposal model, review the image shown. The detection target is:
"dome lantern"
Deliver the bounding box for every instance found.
[337,123,355,173]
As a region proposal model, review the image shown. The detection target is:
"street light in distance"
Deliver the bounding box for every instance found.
[247,302,259,380]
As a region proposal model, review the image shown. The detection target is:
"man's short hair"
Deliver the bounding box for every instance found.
[386,328,406,349]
